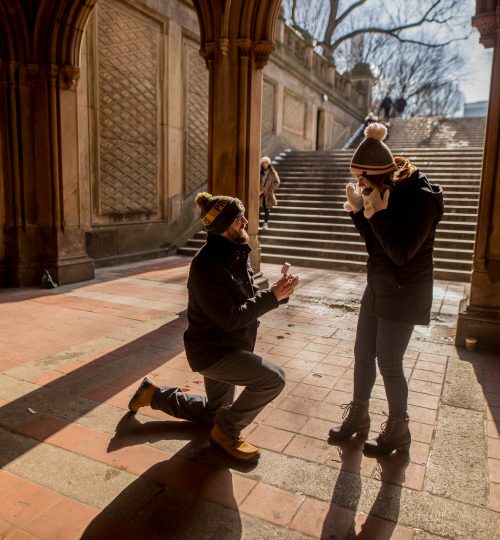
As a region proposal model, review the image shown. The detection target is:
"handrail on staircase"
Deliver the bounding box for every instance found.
[343,123,364,150]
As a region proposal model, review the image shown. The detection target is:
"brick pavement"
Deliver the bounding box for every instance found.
[0,257,499,539]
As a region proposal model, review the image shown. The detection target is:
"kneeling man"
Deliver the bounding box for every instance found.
[129,192,298,463]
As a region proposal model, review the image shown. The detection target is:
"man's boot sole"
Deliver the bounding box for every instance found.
[209,435,260,464]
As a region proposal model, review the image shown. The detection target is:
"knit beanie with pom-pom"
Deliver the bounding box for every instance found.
[195,192,245,234]
[350,123,397,176]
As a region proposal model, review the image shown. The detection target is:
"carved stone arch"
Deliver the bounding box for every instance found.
[33,0,98,66]
[238,0,280,43]
[0,1,31,62]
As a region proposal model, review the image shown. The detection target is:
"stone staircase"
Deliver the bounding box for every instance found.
[179,117,486,282]
[371,116,486,149]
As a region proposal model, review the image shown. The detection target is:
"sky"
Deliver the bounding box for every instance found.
[460,30,493,103]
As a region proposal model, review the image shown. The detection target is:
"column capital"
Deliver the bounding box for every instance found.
[47,64,80,91]
[254,40,275,69]
[472,5,500,48]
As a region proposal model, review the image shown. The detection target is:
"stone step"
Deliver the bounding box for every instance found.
[276,172,482,180]
[259,251,472,281]
[278,187,481,195]
[259,234,473,260]
[276,195,478,205]
[270,205,477,220]
[257,228,474,248]
[193,223,476,241]
[261,214,478,231]
[258,244,472,271]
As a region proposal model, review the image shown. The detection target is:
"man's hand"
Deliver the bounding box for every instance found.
[344,183,363,213]
[272,274,299,302]
[363,188,390,219]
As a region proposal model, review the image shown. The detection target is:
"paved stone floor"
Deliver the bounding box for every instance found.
[0,257,499,540]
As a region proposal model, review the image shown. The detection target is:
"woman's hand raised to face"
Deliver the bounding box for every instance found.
[344,183,363,213]
[362,188,390,219]
[271,274,299,301]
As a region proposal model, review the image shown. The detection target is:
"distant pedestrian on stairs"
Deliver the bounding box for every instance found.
[394,96,407,117]
[259,156,280,230]
[379,95,393,119]
[328,122,444,456]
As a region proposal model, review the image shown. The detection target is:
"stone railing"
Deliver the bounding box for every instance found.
[277,22,368,109]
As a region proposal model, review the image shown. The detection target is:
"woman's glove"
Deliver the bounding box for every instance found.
[343,183,363,213]
[362,188,390,219]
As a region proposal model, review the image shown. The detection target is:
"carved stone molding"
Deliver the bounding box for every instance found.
[58,65,80,90]
[472,8,500,48]
[219,37,230,56]
[254,41,275,69]
[200,42,216,68]
[237,39,252,59]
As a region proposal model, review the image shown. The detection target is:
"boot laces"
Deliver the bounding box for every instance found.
[340,402,358,424]
[378,412,394,441]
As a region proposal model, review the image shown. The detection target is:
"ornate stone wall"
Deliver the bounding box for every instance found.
[283,92,306,136]
[262,79,276,138]
[93,0,163,222]
[184,39,209,196]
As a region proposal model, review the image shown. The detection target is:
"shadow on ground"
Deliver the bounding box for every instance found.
[322,437,409,539]
[80,411,256,539]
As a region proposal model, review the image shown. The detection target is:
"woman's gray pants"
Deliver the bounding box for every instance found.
[150,349,286,438]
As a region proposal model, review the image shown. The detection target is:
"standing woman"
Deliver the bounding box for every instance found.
[328,123,444,455]
[260,156,280,230]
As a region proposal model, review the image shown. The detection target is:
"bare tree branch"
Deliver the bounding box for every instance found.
[323,0,369,52]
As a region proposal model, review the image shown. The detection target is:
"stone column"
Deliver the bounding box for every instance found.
[456,0,500,350]
[193,0,281,277]
[0,1,96,287]
[0,61,94,286]
[351,62,375,114]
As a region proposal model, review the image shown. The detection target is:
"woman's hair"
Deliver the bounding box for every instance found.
[363,157,417,190]
[261,162,277,174]
[363,171,396,190]
[394,156,417,181]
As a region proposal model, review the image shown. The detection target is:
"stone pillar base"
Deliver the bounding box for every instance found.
[50,255,95,286]
[456,300,500,352]
[3,255,94,287]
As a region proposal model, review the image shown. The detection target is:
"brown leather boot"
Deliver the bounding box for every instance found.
[363,415,411,455]
[128,377,158,413]
[209,424,260,463]
[328,400,370,441]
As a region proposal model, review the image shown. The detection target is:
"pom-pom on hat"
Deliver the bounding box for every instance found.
[195,192,245,234]
[350,123,397,176]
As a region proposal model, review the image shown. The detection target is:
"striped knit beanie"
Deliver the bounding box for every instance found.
[350,123,397,176]
[195,192,245,234]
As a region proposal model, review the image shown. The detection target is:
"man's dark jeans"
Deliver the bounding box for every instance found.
[353,302,414,418]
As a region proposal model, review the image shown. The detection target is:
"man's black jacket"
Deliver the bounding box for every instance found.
[351,170,444,325]
[184,234,279,371]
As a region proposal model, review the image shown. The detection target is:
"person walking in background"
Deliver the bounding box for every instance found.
[379,95,393,119]
[328,123,443,455]
[364,111,378,127]
[259,156,280,230]
[394,96,407,118]
[128,192,299,463]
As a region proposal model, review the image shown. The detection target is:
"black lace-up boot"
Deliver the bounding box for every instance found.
[363,414,411,455]
[328,400,370,441]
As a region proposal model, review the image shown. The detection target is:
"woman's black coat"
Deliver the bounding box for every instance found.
[351,170,444,325]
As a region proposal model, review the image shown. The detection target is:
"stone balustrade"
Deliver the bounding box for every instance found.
[278,23,366,106]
